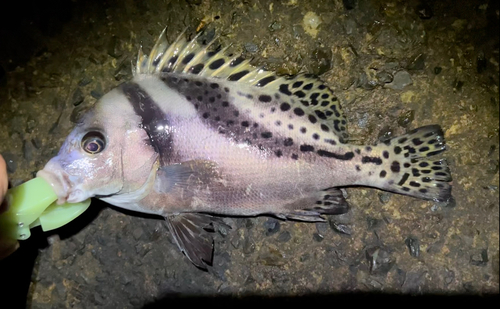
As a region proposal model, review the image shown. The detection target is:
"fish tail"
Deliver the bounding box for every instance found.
[367,125,452,202]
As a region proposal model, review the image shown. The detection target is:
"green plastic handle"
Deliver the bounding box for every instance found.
[0,177,91,240]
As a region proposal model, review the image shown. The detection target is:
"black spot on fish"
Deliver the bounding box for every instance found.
[391,161,400,173]
[366,146,372,152]
[317,150,355,160]
[398,173,410,186]
[292,81,303,88]
[230,57,244,67]
[288,124,294,130]
[324,139,336,145]
[294,107,305,116]
[321,101,329,107]
[275,150,283,157]
[246,94,253,99]
[333,119,340,132]
[409,181,420,187]
[321,93,329,99]
[318,85,326,90]
[294,90,306,98]
[241,121,250,127]
[303,83,313,90]
[313,133,320,140]
[427,150,444,157]
[404,162,411,168]
[228,70,249,81]
[284,138,294,146]
[394,146,402,154]
[300,100,310,107]
[210,83,219,89]
[275,120,281,126]
[222,101,229,107]
[300,127,307,134]
[308,114,317,124]
[195,81,203,87]
[168,55,178,65]
[314,110,327,120]
[291,154,299,160]
[190,63,204,74]
[202,112,210,119]
[380,170,387,178]
[209,58,225,70]
[280,102,291,111]
[383,151,389,159]
[320,124,329,132]
[259,95,272,103]
[398,137,407,144]
[402,187,411,192]
[257,76,276,87]
[261,132,273,138]
[419,188,428,194]
[300,144,315,152]
[279,84,292,95]
[421,177,431,183]
[361,156,383,165]
[182,53,195,64]
[419,146,430,152]
[412,138,423,146]
[355,149,361,154]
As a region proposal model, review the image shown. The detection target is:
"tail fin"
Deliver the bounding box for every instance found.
[376,125,452,202]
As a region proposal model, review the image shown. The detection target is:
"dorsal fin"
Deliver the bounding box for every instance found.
[135,27,348,142]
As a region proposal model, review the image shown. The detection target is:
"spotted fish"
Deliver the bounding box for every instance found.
[37,28,452,269]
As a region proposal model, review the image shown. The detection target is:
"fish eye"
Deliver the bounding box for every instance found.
[81,131,106,154]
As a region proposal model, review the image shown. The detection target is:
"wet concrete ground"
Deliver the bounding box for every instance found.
[0,0,498,307]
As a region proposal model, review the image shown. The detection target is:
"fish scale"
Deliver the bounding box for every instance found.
[37,26,452,269]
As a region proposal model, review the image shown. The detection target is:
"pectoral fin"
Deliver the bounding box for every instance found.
[155,160,220,194]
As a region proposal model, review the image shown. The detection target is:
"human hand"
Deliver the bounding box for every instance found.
[0,155,19,260]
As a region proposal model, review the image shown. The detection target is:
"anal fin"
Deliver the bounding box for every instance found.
[280,188,349,222]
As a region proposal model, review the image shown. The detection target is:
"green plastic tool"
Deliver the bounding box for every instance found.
[0,177,91,241]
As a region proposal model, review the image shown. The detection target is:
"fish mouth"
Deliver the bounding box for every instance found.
[36,169,74,205]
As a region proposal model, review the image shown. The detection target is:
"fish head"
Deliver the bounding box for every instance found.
[37,87,159,205]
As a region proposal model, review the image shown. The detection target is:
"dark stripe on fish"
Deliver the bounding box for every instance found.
[120,82,173,165]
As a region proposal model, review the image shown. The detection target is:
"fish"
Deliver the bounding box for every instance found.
[36,27,452,269]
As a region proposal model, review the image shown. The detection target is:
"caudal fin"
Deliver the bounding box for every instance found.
[376,125,452,202]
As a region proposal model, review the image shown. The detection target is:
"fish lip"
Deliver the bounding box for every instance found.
[36,169,72,205]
